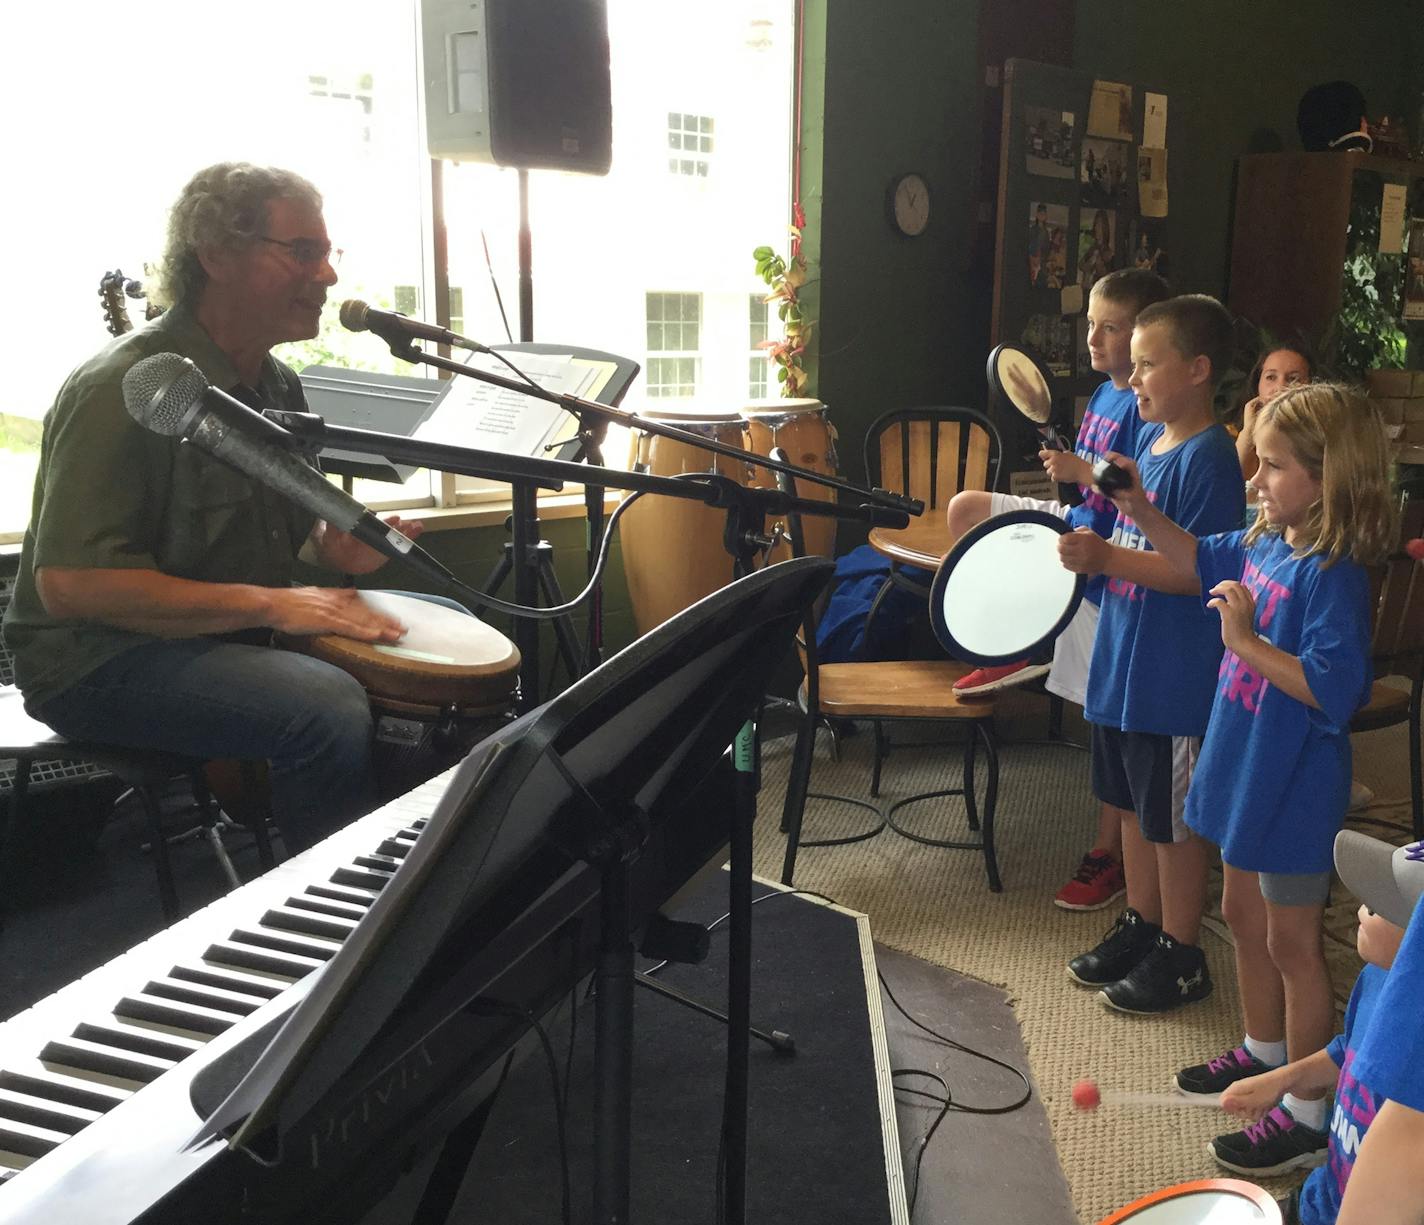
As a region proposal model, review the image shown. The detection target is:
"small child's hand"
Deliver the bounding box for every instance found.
[1208,580,1258,651]
[1220,1071,1283,1122]
[1058,526,1108,574]
[1041,449,1091,486]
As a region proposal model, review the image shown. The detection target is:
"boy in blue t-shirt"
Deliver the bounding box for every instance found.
[1219,831,1424,1224]
[946,269,1170,911]
[1057,294,1244,1013]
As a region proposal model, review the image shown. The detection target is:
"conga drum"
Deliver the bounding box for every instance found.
[620,408,754,636]
[740,398,840,562]
[277,591,521,798]
[1096,1178,1281,1224]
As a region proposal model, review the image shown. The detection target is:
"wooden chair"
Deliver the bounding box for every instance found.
[1353,499,1424,839]
[861,406,1003,626]
[772,453,1005,891]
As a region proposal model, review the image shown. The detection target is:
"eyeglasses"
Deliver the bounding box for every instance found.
[258,236,342,267]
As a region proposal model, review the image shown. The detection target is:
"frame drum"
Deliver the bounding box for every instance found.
[929,509,1084,665]
[620,408,753,636]
[1096,1178,1282,1224]
[278,591,521,796]
[740,398,840,561]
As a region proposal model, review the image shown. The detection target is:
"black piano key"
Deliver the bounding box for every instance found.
[40,1036,175,1086]
[0,1068,129,1115]
[115,993,239,1038]
[168,962,286,1000]
[226,926,341,964]
[71,1022,205,1064]
[0,1086,101,1135]
[259,904,360,943]
[352,852,403,873]
[284,894,369,923]
[0,1118,66,1160]
[331,864,394,892]
[202,939,323,981]
[374,837,413,860]
[143,975,264,1018]
[304,882,378,908]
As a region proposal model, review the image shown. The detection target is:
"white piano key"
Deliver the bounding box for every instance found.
[0,1087,101,1135]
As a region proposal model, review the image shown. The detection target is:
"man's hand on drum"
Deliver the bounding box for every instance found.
[312,515,426,576]
[268,586,407,643]
[1039,448,1092,487]
[1058,526,1109,575]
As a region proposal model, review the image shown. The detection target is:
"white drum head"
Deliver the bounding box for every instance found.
[1096,1179,1281,1224]
[930,510,1084,664]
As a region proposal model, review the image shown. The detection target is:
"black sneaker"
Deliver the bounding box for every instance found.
[1066,908,1160,987]
[1099,931,1212,1013]
[1209,1105,1327,1176]
[1175,1046,1278,1099]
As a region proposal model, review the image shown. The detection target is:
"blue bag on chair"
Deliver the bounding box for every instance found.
[813,545,933,663]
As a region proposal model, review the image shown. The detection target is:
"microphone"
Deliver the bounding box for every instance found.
[338,299,488,353]
[121,353,460,592]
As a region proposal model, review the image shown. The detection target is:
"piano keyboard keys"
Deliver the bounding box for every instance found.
[0,770,452,1190]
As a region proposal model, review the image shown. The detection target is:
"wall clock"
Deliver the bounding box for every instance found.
[888,173,930,237]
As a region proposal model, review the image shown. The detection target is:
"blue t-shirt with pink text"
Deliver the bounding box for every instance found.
[1083,422,1244,736]
[1065,380,1142,607]
[1297,963,1387,1225]
[1186,531,1371,873]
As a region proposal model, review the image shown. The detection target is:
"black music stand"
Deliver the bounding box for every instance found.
[477,343,640,706]
[180,557,832,1225]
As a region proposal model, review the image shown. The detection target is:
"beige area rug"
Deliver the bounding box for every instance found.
[749,693,1415,1225]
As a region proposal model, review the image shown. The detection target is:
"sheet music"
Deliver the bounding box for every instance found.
[414,352,599,458]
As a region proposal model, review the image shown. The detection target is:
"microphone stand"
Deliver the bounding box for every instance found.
[357,336,922,711]
[268,407,905,1224]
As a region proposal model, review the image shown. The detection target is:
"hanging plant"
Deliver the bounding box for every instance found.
[753,202,814,397]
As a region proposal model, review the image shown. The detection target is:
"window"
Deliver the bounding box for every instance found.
[749,292,770,398]
[645,293,701,399]
[667,112,714,177]
[1,1,794,533]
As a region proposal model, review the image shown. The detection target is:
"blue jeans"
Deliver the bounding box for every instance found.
[32,636,377,854]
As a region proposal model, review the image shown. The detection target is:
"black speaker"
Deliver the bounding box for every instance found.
[422,0,613,175]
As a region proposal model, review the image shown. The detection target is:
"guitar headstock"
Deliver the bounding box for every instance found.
[99,270,137,336]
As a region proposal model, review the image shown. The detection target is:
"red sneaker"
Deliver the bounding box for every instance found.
[1054,850,1126,911]
[953,659,1050,695]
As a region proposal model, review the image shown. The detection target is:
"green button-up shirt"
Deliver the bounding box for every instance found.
[5,305,318,706]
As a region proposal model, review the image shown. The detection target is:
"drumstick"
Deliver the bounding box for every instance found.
[1071,1079,1220,1111]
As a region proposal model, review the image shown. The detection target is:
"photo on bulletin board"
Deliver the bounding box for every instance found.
[1025,106,1076,179]
[1132,217,1170,282]
[1405,217,1424,320]
[1078,208,1117,294]
[1028,201,1071,289]
[1022,313,1074,379]
[1080,138,1131,208]
[1087,79,1134,141]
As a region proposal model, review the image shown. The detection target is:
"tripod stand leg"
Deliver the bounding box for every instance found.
[535,553,585,688]
[634,972,794,1053]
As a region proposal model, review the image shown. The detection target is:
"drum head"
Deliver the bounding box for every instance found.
[1096,1178,1281,1224]
[987,342,1055,425]
[930,510,1084,665]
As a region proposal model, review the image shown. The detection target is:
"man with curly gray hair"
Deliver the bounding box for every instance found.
[4,162,420,854]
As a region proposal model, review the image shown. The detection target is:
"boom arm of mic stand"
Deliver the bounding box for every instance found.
[374,341,925,518]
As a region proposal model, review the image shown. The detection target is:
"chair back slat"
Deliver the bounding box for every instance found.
[863,407,1003,510]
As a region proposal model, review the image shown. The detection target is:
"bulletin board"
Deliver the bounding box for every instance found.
[989,58,1172,474]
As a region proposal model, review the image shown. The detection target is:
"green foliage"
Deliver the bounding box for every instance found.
[1336,176,1409,379]
[752,214,814,398]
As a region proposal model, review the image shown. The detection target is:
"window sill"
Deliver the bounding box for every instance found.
[400,489,624,533]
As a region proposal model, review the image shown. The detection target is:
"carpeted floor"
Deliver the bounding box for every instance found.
[749,690,1414,1224]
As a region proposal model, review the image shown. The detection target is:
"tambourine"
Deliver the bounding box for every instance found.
[1095,1177,1281,1224]
[929,509,1085,665]
[987,342,1067,449]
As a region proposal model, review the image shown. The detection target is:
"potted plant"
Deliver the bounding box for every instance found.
[753,202,814,397]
